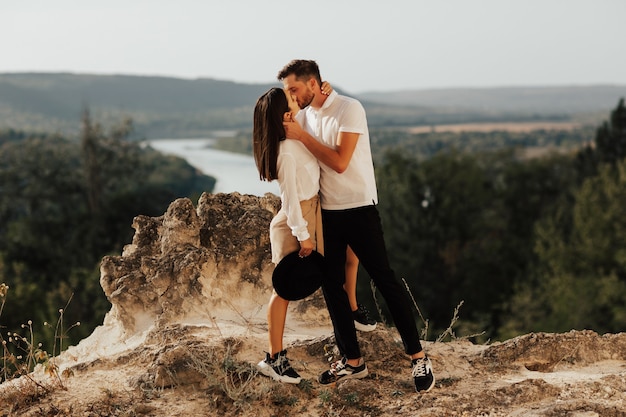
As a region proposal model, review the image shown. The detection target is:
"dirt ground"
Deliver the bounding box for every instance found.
[2,319,625,417]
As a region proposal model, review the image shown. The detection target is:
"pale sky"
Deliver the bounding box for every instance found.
[2,0,625,94]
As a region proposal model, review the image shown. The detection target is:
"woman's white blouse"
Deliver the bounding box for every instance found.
[276,139,320,241]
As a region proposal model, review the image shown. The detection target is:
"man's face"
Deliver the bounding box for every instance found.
[282,74,315,110]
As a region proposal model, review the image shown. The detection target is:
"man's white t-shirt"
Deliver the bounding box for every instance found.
[296,91,378,210]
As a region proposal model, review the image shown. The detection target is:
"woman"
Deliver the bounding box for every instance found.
[253,87,322,383]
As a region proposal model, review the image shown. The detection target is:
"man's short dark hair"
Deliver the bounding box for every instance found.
[277,59,322,86]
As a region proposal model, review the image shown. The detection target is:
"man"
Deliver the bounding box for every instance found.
[278,59,435,392]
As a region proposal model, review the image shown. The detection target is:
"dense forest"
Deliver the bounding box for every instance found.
[372,99,626,340]
[0,111,215,359]
[1,97,625,375]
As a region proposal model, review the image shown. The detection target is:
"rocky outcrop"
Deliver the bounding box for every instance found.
[98,192,326,336]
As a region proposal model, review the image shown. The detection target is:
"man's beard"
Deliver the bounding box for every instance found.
[298,90,315,109]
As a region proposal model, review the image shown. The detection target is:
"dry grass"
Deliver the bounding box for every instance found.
[0,283,82,415]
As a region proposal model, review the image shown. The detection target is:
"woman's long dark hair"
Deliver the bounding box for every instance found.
[253,87,288,181]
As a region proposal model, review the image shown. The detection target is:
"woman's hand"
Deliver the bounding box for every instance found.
[321,81,333,96]
[298,238,314,257]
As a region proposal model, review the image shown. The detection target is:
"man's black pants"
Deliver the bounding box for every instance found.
[321,205,423,359]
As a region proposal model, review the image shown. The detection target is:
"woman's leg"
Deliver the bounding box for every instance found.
[344,245,359,312]
[267,291,289,355]
[259,290,302,384]
[345,245,377,332]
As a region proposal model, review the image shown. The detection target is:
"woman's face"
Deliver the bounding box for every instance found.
[283,90,299,122]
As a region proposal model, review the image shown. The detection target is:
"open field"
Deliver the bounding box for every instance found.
[408,121,583,134]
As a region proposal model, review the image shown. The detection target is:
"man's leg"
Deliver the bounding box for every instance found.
[346,206,423,355]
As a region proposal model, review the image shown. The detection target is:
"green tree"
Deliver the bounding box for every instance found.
[576,98,626,180]
[0,136,96,341]
[0,122,215,347]
[376,150,505,337]
[595,98,626,166]
[375,148,578,340]
[502,161,626,336]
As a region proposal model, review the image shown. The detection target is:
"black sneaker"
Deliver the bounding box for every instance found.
[318,356,368,385]
[257,350,302,384]
[412,355,435,392]
[353,304,377,332]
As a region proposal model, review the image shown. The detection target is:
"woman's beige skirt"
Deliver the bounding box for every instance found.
[269,194,324,264]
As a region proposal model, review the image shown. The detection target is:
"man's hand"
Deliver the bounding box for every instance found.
[284,119,304,141]
[285,122,359,174]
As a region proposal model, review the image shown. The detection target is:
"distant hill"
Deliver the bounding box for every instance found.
[0,73,277,138]
[1,73,624,138]
[359,85,626,114]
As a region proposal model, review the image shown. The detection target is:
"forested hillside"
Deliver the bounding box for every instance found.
[0,114,215,350]
[360,85,626,113]
[0,73,277,138]
[2,73,624,138]
[371,99,626,340]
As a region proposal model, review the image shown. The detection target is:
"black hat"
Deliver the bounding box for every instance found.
[272,250,325,301]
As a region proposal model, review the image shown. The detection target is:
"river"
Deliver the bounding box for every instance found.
[146,138,279,197]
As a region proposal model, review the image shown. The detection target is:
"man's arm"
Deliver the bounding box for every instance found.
[284,120,358,173]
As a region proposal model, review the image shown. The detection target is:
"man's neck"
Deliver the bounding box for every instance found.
[310,92,329,110]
